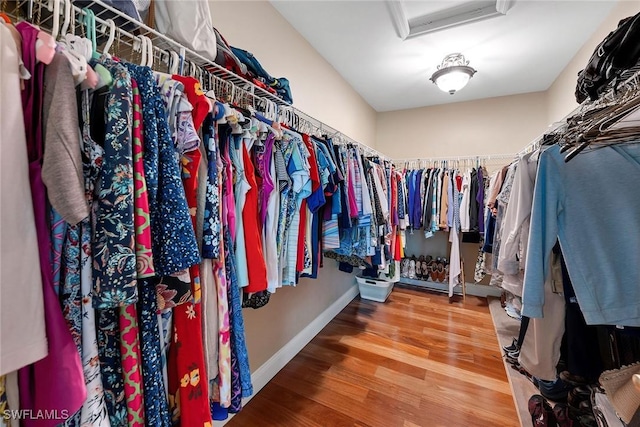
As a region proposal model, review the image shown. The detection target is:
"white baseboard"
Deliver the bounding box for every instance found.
[214,284,360,426]
[397,279,503,298]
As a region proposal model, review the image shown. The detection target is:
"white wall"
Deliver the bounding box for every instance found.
[210,0,377,148]
[375,91,549,159]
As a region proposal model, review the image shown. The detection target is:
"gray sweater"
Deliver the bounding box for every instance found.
[42,52,89,225]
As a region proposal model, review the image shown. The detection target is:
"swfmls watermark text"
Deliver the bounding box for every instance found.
[2,410,70,421]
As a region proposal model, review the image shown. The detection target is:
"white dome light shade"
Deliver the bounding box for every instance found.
[430,54,477,95]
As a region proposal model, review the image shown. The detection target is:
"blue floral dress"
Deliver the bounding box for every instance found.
[92,59,137,309]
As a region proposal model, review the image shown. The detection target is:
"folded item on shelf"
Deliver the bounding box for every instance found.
[213,27,248,77]
[75,0,141,31]
[231,46,293,104]
[154,0,218,62]
[575,11,640,103]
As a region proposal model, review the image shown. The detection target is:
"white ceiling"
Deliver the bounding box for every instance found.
[271,0,617,112]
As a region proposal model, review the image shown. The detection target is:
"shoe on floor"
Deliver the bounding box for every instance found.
[559,371,588,386]
[537,377,574,402]
[505,303,522,320]
[553,403,574,427]
[528,394,558,427]
[505,348,520,364]
[503,338,519,353]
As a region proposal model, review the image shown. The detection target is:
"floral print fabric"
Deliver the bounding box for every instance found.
[223,229,252,401]
[79,88,111,427]
[60,224,82,354]
[201,115,221,260]
[168,131,213,426]
[50,209,66,296]
[137,279,171,427]
[97,307,127,426]
[92,60,137,309]
[125,64,199,306]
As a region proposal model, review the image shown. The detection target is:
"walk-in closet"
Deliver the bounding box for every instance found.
[2,1,640,426]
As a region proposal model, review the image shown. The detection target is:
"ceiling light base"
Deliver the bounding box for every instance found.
[430,54,477,95]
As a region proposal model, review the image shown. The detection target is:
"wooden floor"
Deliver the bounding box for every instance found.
[228,285,519,427]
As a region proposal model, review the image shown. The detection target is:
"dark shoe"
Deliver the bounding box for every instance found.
[575,414,597,427]
[420,257,429,281]
[568,386,592,410]
[511,363,538,386]
[503,338,519,353]
[529,394,558,427]
[416,255,425,279]
[559,371,589,387]
[538,378,573,402]
[553,403,573,427]
[505,348,520,364]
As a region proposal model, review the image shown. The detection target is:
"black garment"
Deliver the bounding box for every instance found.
[424,169,435,229]
[518,316,530,347]
[561,254,604,382]
[482,210,496,253]
[469,168,479,233]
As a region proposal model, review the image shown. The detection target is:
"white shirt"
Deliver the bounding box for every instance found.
[0,24,48,375]
[460,170,472,232]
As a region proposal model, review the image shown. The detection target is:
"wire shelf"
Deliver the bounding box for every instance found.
[3,0,391,161]
[6,0,290,107]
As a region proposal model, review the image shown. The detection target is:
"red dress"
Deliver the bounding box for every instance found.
[241,142,268,293]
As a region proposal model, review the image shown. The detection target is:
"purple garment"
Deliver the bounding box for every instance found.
[347,160,358,218]
[412,170,423,228]
[258,134,275,226]
[476,167,485,233]
[16,22,85,427]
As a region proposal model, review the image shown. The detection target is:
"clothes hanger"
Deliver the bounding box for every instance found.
[101,19,115,56]
[55,0,90,86]
[31,0,57,64]
[78,2,110,89]
[79,7,99,89]
[169,50,180,74]
[145,35,153,69]
[136,34,147,66]
[82,8,98,58]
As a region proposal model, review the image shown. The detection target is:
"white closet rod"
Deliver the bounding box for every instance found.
[280,105,391,161]
[394,153,515,165]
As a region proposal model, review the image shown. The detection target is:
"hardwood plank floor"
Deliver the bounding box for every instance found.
[228,285,519,427]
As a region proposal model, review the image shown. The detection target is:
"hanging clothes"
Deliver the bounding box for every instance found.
[16,21,86,427]
[0,23,48,378]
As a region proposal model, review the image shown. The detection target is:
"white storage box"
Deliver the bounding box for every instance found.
[356,276,394,302]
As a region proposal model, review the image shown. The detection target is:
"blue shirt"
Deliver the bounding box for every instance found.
[523,144,640,326]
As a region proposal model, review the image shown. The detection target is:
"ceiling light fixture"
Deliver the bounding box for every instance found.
[429,53,477,95]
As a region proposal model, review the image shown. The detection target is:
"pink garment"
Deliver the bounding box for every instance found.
[258,134,275,226]
[16,22,85,426]
[223,141,236,241]
[347,158,358,218]
[132,79,154,279]
[119,304,145,426]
